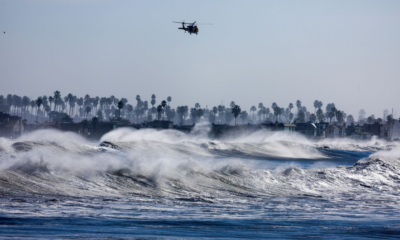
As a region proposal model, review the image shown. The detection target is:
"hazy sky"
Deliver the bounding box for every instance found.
[1,0,399,117]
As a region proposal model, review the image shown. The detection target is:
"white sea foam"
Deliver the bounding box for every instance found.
[0,128,398,204]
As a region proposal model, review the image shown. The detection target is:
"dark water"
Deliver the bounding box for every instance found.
[0,129,399,239]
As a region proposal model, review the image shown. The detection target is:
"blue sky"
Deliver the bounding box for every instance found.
[1,0,399,117]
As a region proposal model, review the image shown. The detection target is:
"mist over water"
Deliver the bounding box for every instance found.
[1,128,400,238]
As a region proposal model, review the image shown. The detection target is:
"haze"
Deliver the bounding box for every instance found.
[1,0,399,117]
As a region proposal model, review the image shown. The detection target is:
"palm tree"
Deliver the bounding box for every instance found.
[288,103,293,113]
[279,107,284,122]
[310,113,316,123]
[289,112,294,123]
[65,93,73,115]
[53,91,61,111]
[367,116,374,124]
[217,105,225,123]
[151,94,156,107]
[264,108,270,122]
[327,111,335,123]
[96,109,104,122]
[6,94,13,114]
[232,105,241,125]
[209,107,217,123]
[190,108,197,123]
[212,106,218,115]
[326,103,336,114]
[313,100,319,113]
[161,100,167,108]
[167,96,172,106]
[91,116,99,130]
[22,96,30,120]
[156,105,163,120]
[161,100,167,120]
[100,97,106,111]
[196,108,204,122]
[44,105,50,121]
[336,110,344,123]
[48,96,54,111]
[316,108,324,123]
[297,110,305,123]
[41,96,48,120]
[35,97,43,123]
[85,106,91,119]
[272,103,279,121]
[117,100,124,119]
[296,100,302,113]
[84,94,91,107]
[240,111,248,124]
[359,109,366,121]
[13,95,22,116]
[77,98,84,120]
[347,115,354,124]
[250,106,256,121]
[126,104,134,121]
[0,95,5,112]
[177,106,186,125]
[94,96,99,112]
[330,107,337,122]
[29,100,35,123]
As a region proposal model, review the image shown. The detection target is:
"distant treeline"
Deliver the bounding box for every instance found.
[0,92,397,125]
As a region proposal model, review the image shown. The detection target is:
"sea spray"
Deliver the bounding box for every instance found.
[1,129,400,238]
[0,128,398,199]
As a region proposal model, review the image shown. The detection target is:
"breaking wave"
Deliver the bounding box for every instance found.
[0,128,399,204]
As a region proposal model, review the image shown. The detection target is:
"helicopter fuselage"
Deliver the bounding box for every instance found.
[178,25,198,35]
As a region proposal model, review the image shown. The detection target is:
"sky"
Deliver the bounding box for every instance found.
[1,0,399,118]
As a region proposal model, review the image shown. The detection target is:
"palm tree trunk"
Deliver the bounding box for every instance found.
[36,107,39,123]
[30,107,34,123]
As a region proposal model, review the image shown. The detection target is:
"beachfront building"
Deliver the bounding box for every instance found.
[295,123,317,139]
[363,122,381,137]
[313,122,346,139]
[380,120,400,141]
[261,122,296,134]
[313,123,327,139]
[0,112,24,138]
[325,125,340,138]
[391,120,400,141]
[346,123,372,140]
[174,124,195,133]
[145,120,173,129]
[210,123,259,138]
[357,121,400,141]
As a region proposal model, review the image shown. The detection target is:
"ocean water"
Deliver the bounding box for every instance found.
[0,126,400,239]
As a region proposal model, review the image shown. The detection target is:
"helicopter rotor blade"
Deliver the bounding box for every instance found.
[173,21,212,25]
[185,21,195,26]
[173,21,187,25]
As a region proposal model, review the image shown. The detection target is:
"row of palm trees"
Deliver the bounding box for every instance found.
[0,92,396,126]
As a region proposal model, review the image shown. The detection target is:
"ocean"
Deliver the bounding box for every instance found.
[0,126,399,239]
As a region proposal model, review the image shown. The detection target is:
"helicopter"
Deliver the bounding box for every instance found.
[173,21,212,35]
